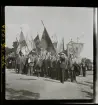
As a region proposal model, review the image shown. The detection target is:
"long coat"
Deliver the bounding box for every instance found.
[56,59,60,80]
[51,57,57,79]
[60,57,68,83]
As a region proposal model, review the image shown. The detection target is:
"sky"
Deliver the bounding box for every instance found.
[5,6,93,60]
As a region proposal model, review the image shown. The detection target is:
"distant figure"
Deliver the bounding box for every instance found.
[15,55,20,73]
[82,62,86,77]
[19,54,24,74]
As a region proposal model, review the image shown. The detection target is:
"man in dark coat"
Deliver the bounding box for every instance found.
[71,63,76,82]
[47,56,51,78]
[24,55,29,74]
[40,56,45,77]
[19,54,25,74]
[56,55,60,80]
[51,56,57,79]
[59,53,66,83]
[74,62,81,76]
[64,61,69,81]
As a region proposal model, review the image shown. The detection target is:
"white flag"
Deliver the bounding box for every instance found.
[67,41,83,58]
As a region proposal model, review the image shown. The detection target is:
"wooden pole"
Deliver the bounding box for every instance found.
[41,20,45,28]
[63,37,64,51]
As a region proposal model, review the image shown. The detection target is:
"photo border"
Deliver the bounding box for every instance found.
[1,6,97,104]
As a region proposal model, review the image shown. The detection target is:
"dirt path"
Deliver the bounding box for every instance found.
[5,69,93,100]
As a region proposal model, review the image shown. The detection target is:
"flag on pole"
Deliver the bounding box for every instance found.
[31,36,36,50]
[67,41,84,58]
[57,38,64,53]
[53,42,57,51]
[19,31,27,49]
[34,34,41,54]
[51,34,58,51]
[41,27,56,55]
[16,30,29,55]
[63,38,64,51]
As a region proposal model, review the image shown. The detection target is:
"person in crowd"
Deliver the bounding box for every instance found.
[51,55,56,79]
[40,55,45,77]
[59,53,66,83]
[34,55,42,77]
[15,54,20,73]
[21,54,27,74]
[47,54,51,78]
[70,55,77,82]
[21,54,26,74]
[82,61,86,77]
[24,55,29,74]
[18,51,24,74]
[56,55,60,80]
[44,54,48,77]
[27,53,35,76]
[64,57,69,81]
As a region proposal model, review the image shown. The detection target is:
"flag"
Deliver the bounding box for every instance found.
[57,38,64,53]
[16,31,29,56]
[51,34,58,51]
[19,31,27,49]
[34,34,41,54]
[31,36,36,50]
[41,27,56,55]
[67,41,84,58]
[53,42,57,51]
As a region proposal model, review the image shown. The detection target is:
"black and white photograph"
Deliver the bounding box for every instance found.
[5,6,93,100]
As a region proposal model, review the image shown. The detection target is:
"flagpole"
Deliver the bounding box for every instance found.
[63,37,64,51]
[41,20,45,28]
[31,35,35,50]
[41,20,56,55]
[25,33,30,53]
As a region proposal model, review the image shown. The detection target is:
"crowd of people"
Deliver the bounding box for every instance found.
[6,50,87,84]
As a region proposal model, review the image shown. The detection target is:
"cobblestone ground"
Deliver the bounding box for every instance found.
[5,69,93,100]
